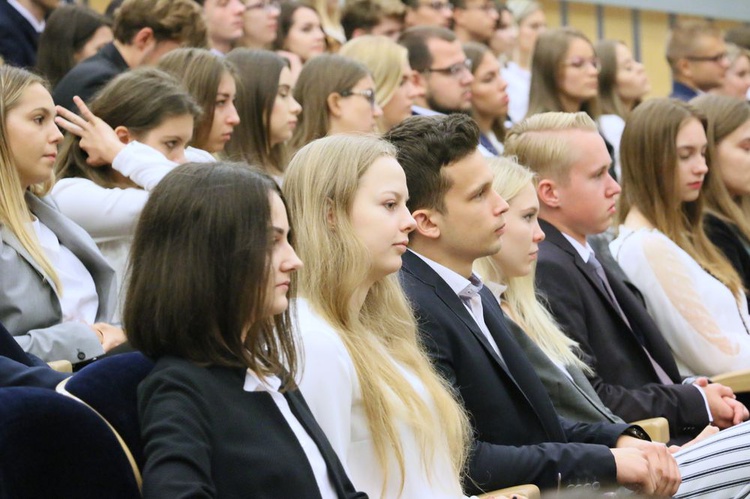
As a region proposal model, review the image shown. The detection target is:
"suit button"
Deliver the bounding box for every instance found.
[77,351,86,360]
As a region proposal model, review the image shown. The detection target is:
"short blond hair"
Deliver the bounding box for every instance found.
[504,111,599,183]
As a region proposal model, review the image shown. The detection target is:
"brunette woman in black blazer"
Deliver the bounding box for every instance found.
[126,162,367,499]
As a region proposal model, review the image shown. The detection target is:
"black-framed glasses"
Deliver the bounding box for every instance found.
[424,59,473,78]
[246,0,280,11]
[339,88,377,108]
[685,52,729,64]
[418,0,453,11]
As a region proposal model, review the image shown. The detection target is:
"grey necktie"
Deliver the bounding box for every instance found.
[587,252,673,385]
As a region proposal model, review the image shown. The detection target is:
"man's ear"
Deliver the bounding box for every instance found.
[537,178,561,208]
[131,27,155,51]
[113,126,132,144]
[412,208,441,239]
[327,92,343,118]
[675,57,692,80]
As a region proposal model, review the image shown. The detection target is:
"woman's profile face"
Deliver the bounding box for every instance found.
[268,66,302,147]
[265,192,303,317]
[205,71,240,153]
[614,43,650,104]
[331,75,383,134]
[716,117,750,197]
[517,9,546,56]
[73,25,113,63]
[558,37,599,108]
[130,113,194,164]
[675,118,709,203]
[5,83,63,189]
[471,51,509,119]
[381,59,421,132]
[283,7,326,63]
[491,182,545,279]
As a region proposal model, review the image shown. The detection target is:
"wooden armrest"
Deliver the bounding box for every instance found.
[631,417,669,443]
[711,368,750,393]
[47,360,73,373]
[478,484,540,498]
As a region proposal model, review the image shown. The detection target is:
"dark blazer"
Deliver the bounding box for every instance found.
[0,321,69,389]
[704,214,750,310]
[0,0,38,68]
[138,356,367,499]
[535,219,708,439]
[669,81,699,102]
[53,43,129,111]
[400,251,627,494]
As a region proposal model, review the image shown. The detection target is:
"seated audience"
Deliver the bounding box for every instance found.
[0,0,59,68]
[36,4,113,88]
[398,27,473,116]
[666,21,729,101]
[236,0,281,49]
[290,54,381,151]
[0,66,123,364]
[273,2,327,64]
[504,112,748,444]
[52,68,206,305]
[196,0,245,55]
[464,42,508,155]
[225,49,301,181]
[339,35,422,132]
[610,99,750,375]
[504,0,546,123]
[691,95,750,308]
[475,156,750,499]
[451,0,498,45]
[341,0,405,41]
[53,0,206,111]
[402,0,452,29]
[158,48,240,155]
[129,162,365,498]
[488,2,516,66]
[526,27,599,119]
[285,134,470,498]
[711,43,750,100]
[386,113,680,496]
[595,39,650,179]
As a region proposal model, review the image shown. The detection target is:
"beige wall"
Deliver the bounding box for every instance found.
[538,0,744,98]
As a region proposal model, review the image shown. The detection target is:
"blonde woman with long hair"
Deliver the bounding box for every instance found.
[611,98,750,376]
[283,134,470,498]
[0,65,123,364]
[339,35,421,133]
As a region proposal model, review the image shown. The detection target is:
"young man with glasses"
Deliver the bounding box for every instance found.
[238,0,281,49]
[199,0,247,55]
[451,0,499,45]
[666,21,729,101]
[402,0,452,28]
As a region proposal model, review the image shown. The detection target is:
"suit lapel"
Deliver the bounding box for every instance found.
[1,221,60,297]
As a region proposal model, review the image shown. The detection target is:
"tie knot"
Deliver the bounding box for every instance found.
[587,251,603,271]
[459,283,482,300]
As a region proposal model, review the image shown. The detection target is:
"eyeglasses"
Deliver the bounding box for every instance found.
[563,57,601,71]
[245,0,279,11]
[424,59,473,78]
[418,1,453,11]
[685,52,729,64]
[339,88,377,108]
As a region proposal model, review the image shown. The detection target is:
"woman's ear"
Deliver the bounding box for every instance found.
[325,197,337,229]
[113,126,132,145]
[327,92,343,118]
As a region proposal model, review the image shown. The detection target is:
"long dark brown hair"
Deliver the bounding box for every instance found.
[125,162,299,386]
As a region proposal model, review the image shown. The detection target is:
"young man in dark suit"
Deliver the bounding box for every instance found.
[504,111,748,444]
[53,0,207,111]
[384,113,680,496]
[0,0,58,68]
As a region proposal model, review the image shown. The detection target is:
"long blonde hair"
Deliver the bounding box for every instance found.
[284,134,469,497]
[0,66,61,292]
[618,98,743,299]
[475,157,590,372]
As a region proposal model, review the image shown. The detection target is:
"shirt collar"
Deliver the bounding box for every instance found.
[243,368,282,393]
[8,0,45,32]
[561,232,595,263]
[409,249,484,297]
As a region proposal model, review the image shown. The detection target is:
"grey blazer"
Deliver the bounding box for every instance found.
[0,192,116,363]
[505,318,624,425]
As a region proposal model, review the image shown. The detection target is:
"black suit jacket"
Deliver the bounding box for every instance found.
[0,321,69,389]
[0,0,38,68]
[400,251,627,494]
[535,219,707,439]
[138,356,367,499]
[53,43,129,111]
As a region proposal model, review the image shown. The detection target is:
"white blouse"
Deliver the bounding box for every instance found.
[294,298,465,498]
[610,226,750,376]
[503,62,531,124]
